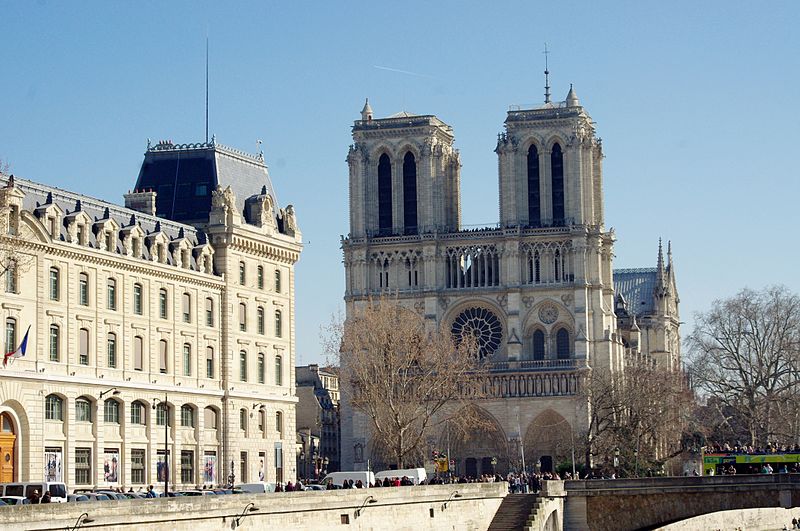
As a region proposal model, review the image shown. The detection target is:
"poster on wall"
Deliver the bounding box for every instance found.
[43,448,62,482]
[103,449,120,484]
[157,452,170,483]
[202,453,216,485]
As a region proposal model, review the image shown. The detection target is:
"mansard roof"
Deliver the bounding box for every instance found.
[134,138,278,226]
[613,267,657,316]
[1,175,202,261]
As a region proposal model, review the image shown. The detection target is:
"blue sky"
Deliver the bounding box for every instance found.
[2,1,798,365]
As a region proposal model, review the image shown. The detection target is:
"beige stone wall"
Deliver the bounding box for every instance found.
[0,482,507,531]
[656,507,799,531]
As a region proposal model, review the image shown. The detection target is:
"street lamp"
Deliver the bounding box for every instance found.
[152,393,169,496]
[99,387,120,399]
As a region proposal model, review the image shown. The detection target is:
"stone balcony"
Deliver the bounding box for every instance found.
[482,359,586,399]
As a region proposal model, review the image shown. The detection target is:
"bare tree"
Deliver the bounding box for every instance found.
[688,285,800,446]
[325,297,486,469]
[0,163,31,282]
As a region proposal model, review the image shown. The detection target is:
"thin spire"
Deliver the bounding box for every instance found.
[543,43,551,104]
[656,238,667,294]
[205,35,209,143]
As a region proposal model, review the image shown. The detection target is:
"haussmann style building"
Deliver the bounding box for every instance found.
[0,138,302,490]
[340,87,680,476]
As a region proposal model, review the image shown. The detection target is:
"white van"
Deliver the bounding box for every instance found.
[320,471,375,488]
[375,468,427,485]
[1,481,68,502]
[237,482,276,494]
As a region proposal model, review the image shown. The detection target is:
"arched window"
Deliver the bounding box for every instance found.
[45,394,63,420]
[275,411,283,436]
[180,405,195,428]
[239,408,248,432]
[133,283,143,315]
[107,333,117,368]
[79,327,90,365]
[275,355,283,386]
[403,151,417,234]
[257,353,265,384]
[78,272,89,306]
[240,350,248,382]
[204,407,218,430]
[205,297,214,327]
[239,303,247,332]
[104,399,120,423]
[107,278,117,310]
[156,403,170,426]
[159,339,168,374]
[75,398,92,422]
[206,346,214,379]
[258,409,266,433]
[4,318,15,356]
[532,330,545,360]
[159,288,168,319]
[377,153,392,234]
[257,307,265,335]
[239,261,246,285]
[182,343,192,376]
[551,143,564,225]
[556,328,571,359]
[528,145,541,227]
[4,260,17,294]
[133,335,144,371]
[49,267,60,300]
[257,266,264,290]
[275,310,282,338]
[182,292,191,323]
[130,401,146,425]
[49,324,60,362]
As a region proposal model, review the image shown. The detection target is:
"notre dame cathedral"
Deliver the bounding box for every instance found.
[339,85,680,476]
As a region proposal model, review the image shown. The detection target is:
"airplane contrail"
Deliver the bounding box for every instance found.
[373,65,437,79]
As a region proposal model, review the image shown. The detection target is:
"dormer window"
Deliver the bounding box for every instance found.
[77,224,87,245]
[181,249,191,269]
[132,237,142,258]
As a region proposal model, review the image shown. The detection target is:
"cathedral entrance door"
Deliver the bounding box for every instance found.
[465,458,477,478]
[0,413,16,482]
[540,455,553,473]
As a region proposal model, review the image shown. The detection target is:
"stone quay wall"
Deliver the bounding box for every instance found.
[0,483,507,531]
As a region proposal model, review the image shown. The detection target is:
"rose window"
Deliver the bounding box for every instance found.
[450,307,503,358]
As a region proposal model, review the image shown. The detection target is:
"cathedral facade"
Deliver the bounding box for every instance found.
[340,89,680,476]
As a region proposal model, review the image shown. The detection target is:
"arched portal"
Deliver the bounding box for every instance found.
[524,409,573,474]
[0,412,17,482]
[444,407,509,477]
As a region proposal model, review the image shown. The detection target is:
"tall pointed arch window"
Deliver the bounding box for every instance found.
[403,151,417,234]
[532,330,545,360]
[556,328,570,359]
[377,153,392,234]
[527,145,541,227]
[551,143,565,225]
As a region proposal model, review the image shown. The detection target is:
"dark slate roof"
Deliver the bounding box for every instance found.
[0,175,202,266]
[613,268,657,316]
[134,139,278,225]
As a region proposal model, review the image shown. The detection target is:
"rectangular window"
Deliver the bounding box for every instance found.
[4,262,16,294]
[239,303,247,332]
[182,293,191,323]
[275,310,282,338]
[134,336,144,371]
[239,351,247,382]
[183,344,191,376]
[107,280,116,310]
[205,298,213,327]
[49,325,59,362]
[274,444,283,483]
[159,340,168,374]
[206,347,214,379]
[130,402,143,425]
[79,328,89,365]
[107,334,117,368]
[159,289,168,319]
[4,319,15,356]
[75,400,91,422]
[75,448,91,485]
[49,268,59,300]
[156,404,168,426]
[239,262,246,285]
[257,266,264,289]
[257,354,265,384]
[180,406,194,428]
[240,452,248,483]
[275,269,281,293]
[181,451,194,484]
[133,284,143,315]
[131,449,145,485]
[79,273,89,306]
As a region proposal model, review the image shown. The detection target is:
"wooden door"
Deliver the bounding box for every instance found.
[0,433,15,483]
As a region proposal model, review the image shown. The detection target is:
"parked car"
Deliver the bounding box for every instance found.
[176,490,204,496]
[303,484,326,491]
[67,494,89,502]
[83,493,112,502]
[0,496,30,506]
[97,491,128,501]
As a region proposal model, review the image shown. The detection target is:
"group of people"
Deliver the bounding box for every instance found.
[25,489,51,504]
[707,441,800,454]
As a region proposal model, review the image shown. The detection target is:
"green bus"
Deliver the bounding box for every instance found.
[702,451,800,475]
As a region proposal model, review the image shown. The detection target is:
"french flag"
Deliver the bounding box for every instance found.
[4,326,30,367]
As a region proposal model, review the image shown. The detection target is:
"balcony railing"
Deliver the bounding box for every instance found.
[479,358,585,399]
[487,358,584,372]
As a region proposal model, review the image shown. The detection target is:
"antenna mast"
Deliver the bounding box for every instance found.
[205,36,209,143]
[543,43,551,104]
